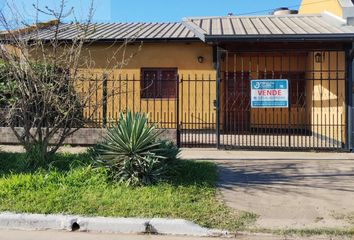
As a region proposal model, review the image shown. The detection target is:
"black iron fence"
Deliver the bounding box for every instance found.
[0,49,349,151]
[80,72,180,130]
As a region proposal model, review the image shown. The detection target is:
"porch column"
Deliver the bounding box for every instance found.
[345,43,354,151]
[215,46,225,149]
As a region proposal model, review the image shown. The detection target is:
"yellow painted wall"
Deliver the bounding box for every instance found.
[76,42,216,128]
[299,0,343,16]
[306,51,346,146]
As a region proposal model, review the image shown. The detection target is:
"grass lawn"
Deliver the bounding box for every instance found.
[0,151,256,231]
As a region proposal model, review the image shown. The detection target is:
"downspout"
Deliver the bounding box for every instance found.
[342,1,354,151]
[215,45,222,149]
[350,43,354,151]
[213,45,226,149]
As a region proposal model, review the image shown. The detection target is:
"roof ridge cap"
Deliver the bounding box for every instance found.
[63,21,180,25]
[184,13,323,20]
[321,11,348,27]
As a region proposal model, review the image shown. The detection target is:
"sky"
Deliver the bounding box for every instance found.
[0,0,302,24]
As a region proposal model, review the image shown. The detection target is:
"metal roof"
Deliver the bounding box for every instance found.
[26,22,197,41]
[182,12,354,41]
[17,12,354,43]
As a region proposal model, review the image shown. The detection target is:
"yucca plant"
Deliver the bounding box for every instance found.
[94,111,179,186]
[117,155,166,186]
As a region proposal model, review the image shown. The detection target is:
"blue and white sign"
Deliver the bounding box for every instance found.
[251,80,289,108]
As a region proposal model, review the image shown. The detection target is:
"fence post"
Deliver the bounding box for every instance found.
[102,73,108,128]
[216,46,223,149]
[351,45,354,151]
[176,74,180,147]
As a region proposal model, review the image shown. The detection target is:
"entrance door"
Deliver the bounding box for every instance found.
[224,72,250,133]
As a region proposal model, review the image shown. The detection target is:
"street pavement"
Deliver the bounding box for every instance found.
[1,230,353,240]
[0,230,234,240]
[0,230,219,240]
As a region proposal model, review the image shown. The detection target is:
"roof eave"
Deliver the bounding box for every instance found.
[13,37,202,44]
[205,34,354,42]
[94,37,202,43]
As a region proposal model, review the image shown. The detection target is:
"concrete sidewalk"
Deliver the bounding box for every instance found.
[180,149,354,230]
[0,145,87,154]
[217,159,354,229]
[2,145,354,160]
[180,149,354,160]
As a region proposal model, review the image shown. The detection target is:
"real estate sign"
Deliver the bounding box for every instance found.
[251,79,288,108]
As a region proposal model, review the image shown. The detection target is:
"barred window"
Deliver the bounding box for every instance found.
[141,68,177,99]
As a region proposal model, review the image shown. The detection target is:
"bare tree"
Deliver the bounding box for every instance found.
[0,0,141,165]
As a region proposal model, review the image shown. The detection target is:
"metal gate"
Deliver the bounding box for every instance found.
[179,49,347,151]
[179,74,217,147]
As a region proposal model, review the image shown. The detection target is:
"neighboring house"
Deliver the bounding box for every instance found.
[1,0,354,151]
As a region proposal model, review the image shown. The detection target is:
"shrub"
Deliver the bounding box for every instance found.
[93,111,179,186]
[0,62,84,163]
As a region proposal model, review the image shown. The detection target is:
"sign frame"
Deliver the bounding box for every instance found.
[251,79,289,109]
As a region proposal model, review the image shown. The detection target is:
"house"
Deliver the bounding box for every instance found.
[1,0,354,151]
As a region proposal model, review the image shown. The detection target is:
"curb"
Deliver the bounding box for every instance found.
[149,218,226,237]
[0,212,228,237]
